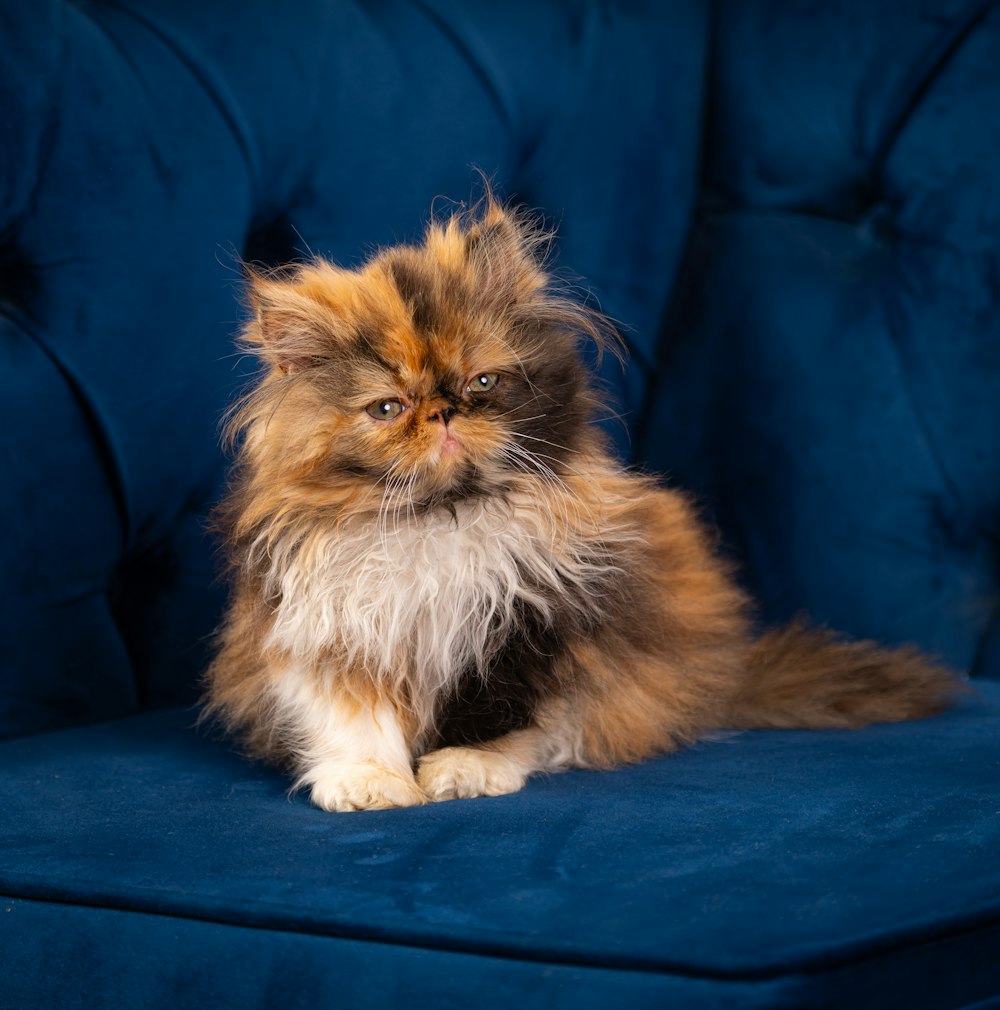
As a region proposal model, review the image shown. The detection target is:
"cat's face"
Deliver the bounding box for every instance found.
[236,203,606,515]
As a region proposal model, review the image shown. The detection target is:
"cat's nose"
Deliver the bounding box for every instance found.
[427,403,456,425]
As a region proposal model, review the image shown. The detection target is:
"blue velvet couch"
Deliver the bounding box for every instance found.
[2,1,999,1007]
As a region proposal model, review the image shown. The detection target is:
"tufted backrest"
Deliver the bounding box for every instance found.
[642,0,1000,680]
[5,0,996,741]
[1,0,703,737]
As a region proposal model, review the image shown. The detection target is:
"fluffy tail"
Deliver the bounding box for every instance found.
[729,619,966,730]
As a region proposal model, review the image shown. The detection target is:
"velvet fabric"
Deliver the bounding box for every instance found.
[2,0,999,1007]
[3,686,1000,1009]
[642,0,1000,678]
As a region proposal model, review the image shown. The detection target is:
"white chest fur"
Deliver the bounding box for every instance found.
[262,498,608,697]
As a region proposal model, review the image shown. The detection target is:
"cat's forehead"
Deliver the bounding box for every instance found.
[339,255,519,381]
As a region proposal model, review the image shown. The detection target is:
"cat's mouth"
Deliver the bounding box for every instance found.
[415,437,505,511]
[438,431,463,458]
[434,423,464,461]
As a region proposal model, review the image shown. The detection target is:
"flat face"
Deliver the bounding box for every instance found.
[239,207,594,512]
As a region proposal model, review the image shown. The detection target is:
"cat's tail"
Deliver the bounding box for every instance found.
[728,618,966,730]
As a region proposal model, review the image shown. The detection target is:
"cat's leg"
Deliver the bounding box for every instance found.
[417,642,734,802]
[416,697,585,801]
[272,664,426,811]
[416,732,546,801]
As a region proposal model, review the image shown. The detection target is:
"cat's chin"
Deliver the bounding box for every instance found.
[412,465,506,513]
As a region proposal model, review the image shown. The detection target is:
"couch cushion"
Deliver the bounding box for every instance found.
[3,684,999,1009]
[642,0,1000,678]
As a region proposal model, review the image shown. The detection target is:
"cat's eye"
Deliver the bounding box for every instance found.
[467,372,499,394]
[365,398,407,421]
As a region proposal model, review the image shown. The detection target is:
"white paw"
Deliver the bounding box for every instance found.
[417,747,526,802]
[305,762,426,812]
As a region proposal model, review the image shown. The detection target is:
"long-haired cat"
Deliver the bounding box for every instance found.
[204,196,960,811]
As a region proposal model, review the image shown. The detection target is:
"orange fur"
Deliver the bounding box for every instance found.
[204,195,963,811]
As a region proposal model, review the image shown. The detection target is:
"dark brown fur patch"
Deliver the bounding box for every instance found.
[434,602,565,747]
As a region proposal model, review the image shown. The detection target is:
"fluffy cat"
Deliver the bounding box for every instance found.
[204,197,960,811]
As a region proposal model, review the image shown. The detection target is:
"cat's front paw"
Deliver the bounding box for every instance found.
[417,747,526,802]
[305,762,427,812]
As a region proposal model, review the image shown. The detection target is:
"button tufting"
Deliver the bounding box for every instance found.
[243,217,305,269]
[0,237,40,313]
[856,200,894,245]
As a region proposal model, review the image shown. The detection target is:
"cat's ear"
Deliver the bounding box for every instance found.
[242,267,343,375]
[462,200,550,311]
[462,199,622,364]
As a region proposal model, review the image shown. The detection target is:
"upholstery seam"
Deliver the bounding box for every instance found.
[634,0,717,450]
[877,276,967,516]
[870,0,999,179]
[406,0,516,140]
[26,0,262,550]
[870,0,998,538]
[16,3,71,237]
[4,885,1000,984]
[0,313,133,553]
[74,0,261,198]
[969,606,1000,679]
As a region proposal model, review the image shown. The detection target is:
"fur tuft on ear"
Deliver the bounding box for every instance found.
[243,264,345,375]
[462,194,551,310]
[444,190,622,365]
